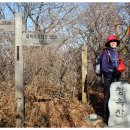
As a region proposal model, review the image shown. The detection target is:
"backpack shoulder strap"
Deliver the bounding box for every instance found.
[101,48,111,62]
[106,49,110,57]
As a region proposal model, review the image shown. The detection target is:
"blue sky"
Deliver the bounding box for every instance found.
[0,0,129,2]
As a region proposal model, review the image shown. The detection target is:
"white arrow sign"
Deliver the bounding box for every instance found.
[22,32,64,46]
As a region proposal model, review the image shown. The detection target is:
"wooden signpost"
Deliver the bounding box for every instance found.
[0,13,64,127]
[15,13,24,127]
[82,46,87,103]
[126,26,130,37]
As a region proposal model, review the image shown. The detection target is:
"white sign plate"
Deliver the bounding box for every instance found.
[22,32,64,46]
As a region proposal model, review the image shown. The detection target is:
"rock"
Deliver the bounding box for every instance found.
[85,114,103,127]
[108,81,130,127]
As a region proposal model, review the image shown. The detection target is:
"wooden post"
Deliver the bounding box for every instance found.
[82,45,87,103]
[15,13,24,127]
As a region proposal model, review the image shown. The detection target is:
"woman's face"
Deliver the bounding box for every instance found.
[110,41,117,48]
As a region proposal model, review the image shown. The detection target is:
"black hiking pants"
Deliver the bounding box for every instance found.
[102,72,121,124]
[103,76,112,124]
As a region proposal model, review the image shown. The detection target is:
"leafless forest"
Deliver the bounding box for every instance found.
[0,2,130,127]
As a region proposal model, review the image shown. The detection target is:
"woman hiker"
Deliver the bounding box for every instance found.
[100,35,126,125]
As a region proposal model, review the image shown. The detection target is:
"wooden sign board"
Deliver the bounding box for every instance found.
[0,25,15,32]
[0,19,15,32]
[0,19,14,25]
[0,19,25,32]
[22,32,64,46]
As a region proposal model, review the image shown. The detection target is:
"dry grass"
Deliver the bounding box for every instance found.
[0,82,15,127]
[0,82,105,128]
[24,98,104,128]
